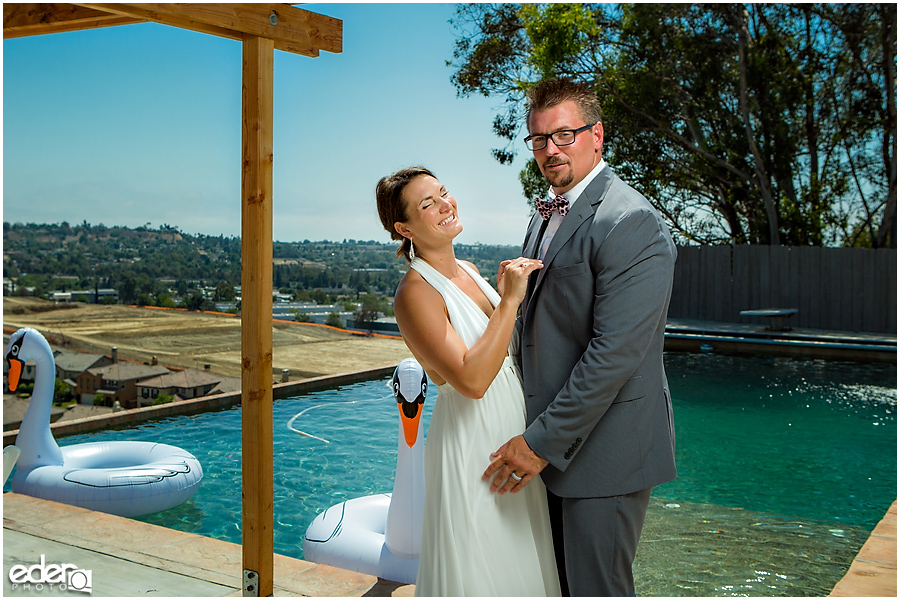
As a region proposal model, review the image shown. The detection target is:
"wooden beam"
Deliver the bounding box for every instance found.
[4,3,144,38]
[75,3,341,57]
[240,33,275,597]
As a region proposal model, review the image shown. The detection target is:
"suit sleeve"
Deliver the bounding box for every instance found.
[522,207,675,472]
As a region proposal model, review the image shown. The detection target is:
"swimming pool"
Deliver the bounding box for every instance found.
[14,352,896,596]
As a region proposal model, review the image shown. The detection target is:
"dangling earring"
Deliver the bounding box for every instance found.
[408,240,416,261]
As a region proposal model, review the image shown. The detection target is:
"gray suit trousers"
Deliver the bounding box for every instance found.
[548,488,653,597]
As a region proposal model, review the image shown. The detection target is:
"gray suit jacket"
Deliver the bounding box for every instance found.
[519,167,677,498]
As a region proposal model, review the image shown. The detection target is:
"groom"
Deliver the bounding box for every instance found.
[483,78,677,596]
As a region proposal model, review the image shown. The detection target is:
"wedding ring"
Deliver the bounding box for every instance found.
[510,472,523,482]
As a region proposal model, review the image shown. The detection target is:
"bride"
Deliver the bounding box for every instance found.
[376,166,561,596]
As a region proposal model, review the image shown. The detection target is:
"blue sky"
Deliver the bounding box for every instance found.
[3,3,537,246]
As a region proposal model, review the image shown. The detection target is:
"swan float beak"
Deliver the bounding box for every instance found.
[5,331,26,392]
[392,362,427,449]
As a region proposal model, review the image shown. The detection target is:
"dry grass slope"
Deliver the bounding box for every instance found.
[2,297,411,380]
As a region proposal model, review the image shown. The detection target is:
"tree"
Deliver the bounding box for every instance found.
[291,309,311,322]
[182,292,212,311]
[325,312,343,328]
[54,378,71,403]
[354,294,383,332]
[155,292,176,308]
[136,292,153,306]
[449,3,896,247]
[118,277,137,304]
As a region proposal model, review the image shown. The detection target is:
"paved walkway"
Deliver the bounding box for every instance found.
[2,493,414,597]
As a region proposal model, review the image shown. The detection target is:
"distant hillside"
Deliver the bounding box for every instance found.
[3,221,518,301]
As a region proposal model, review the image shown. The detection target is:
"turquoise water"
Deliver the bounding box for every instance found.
[9,353,896,595]
[655,354,896,529]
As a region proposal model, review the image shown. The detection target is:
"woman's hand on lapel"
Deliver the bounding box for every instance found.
[497,258,543,304]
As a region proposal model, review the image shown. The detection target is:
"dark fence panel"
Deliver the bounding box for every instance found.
[669,245,897,334]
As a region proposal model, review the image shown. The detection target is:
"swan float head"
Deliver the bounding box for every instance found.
[385,358,427,560]
[392,358,427,448]
[5,327,64,470]
[5,329,29,392]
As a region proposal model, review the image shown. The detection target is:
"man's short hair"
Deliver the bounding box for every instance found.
[526,79,603,131]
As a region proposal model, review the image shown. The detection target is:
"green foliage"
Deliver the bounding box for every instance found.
[181,292,213,311]
[54,378,71,403]
[448,3,896,248]
[325,312,343,328]
[93,393,106,406]
[520,4,600,79]
[519,159,548,207]
[153,394,175,406]
[136,292,154,306]
[354,293,390,330]
[291,310,311,323]
[155,292,176,308]
[215,282,236,301]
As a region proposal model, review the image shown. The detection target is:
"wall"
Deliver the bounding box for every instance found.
[668,245,897,333]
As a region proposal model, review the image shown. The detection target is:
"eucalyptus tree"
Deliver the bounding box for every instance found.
[449,3,895,247]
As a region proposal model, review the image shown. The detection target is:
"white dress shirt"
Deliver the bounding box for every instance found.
[539,158,608,261]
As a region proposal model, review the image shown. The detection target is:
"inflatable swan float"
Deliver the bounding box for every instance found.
[303,358,427,584]
[5,327,203,517]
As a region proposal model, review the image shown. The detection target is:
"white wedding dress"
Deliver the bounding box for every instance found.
[410,257,560,597]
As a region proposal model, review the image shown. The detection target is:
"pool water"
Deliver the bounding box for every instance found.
[656,354,896,528]
[12,353,896,596]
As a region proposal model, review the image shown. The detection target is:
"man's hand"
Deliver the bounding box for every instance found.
[482,435,549,495]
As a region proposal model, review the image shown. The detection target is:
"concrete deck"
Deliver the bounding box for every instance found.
[2,493,414,597]
[829,500,897,598]
[3,493,895,597]
[664,318,896,362]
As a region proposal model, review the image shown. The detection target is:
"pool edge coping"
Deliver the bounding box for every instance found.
[828,499,897,597]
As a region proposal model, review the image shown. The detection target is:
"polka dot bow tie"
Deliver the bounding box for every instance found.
[535,195,569,220]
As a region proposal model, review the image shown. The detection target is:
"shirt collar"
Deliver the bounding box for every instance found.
[549,158,607,204]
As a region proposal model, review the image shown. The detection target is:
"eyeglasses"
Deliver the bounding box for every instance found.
[524,123,596,151]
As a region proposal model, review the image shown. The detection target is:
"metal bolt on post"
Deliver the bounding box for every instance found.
[243,569,259,596]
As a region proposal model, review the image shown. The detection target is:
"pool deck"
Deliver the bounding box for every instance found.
[664,318,896,362]
[829,500,897,597]
[2,492,414,597]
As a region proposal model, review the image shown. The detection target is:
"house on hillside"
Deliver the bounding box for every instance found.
[135,367,238,407]
[54,350,113,388]
[77,360,170,408]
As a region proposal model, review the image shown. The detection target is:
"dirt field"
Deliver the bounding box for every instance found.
[2,297,412,380]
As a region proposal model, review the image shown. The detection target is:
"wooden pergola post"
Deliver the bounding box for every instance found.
[241,33,275,597]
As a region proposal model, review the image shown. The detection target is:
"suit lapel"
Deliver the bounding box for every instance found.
[523,213,544,260]
[529,169,615,297]
[522,214,545,317]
